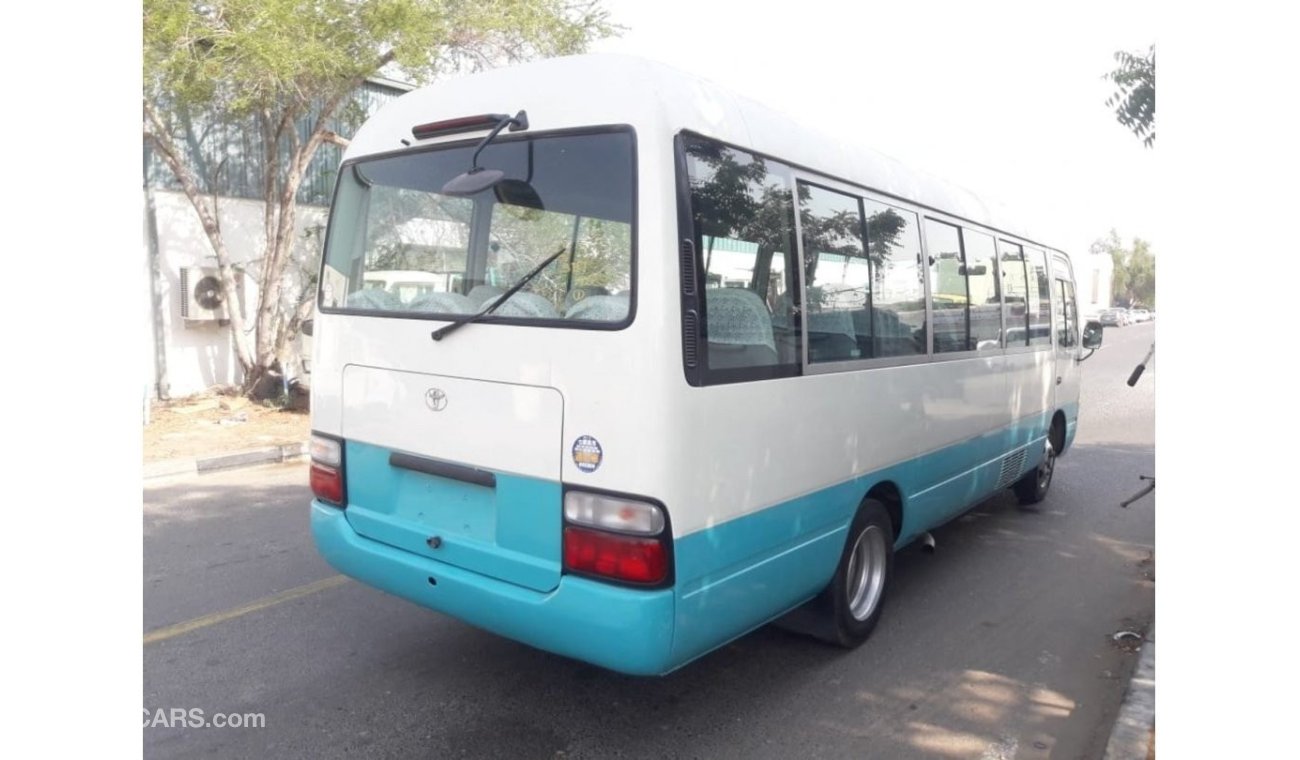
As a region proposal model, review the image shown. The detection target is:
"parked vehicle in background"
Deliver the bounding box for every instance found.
[1129,308,1150,323]
[1099,308,1130,327]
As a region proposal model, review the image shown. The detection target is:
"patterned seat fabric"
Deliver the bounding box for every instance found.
[492,291,561,319]
[345,289,400,311]
[565,294,629,321]
[406,292,475,314]
[705,288,776,353]
[466,285,506,307]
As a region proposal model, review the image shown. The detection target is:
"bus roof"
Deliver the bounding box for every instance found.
[345,53,1060,253]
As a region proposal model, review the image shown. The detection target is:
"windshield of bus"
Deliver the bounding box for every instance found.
[319,129,634,325]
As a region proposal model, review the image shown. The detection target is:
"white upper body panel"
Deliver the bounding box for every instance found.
[317,53,1073,538]
[345,53,1050,248]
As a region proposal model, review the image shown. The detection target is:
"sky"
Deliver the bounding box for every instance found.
[589,0,1158,259]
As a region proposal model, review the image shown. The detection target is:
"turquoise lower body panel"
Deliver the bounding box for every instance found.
[312,501,676,675]
[343,440,561,593]
[312,409,1063,675]
[667,409,1054,667]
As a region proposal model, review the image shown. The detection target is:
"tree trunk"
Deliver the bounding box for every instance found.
[143,100,257,378]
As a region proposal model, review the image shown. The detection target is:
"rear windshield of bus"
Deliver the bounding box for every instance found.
[319,129,634,326]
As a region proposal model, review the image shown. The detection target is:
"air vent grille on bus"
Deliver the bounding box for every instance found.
[997,448,1028,488]
[680,239,696,296]
[683,310,699,369]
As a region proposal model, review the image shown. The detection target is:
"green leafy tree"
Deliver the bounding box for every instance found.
[1092,229,1156,307]
[1105,45,1155,148]
[144,0,616,396]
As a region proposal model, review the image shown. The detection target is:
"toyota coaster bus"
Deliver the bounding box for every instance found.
[308,53,1103,676]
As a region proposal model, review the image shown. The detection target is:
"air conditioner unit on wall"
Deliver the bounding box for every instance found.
[180,266,245,325]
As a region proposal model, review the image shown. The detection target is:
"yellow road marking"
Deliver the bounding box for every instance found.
[144,575,350,646]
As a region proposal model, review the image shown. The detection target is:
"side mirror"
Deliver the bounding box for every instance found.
[301,318,314,337]
[1081,320,1103,349]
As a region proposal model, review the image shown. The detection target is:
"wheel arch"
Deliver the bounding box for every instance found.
[863,480,904,542]
[1050,409,1068,454]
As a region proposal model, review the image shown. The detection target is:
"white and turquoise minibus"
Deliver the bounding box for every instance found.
[308,54,1104,676]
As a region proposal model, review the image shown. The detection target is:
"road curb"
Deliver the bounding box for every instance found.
[1103,625,1155,760]
[144,442,307,480]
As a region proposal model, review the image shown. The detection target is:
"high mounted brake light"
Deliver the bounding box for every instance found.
[411,112,529,141]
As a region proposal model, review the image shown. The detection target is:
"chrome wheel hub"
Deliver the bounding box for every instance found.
[847,525,888,621]
[1038,439,1056,491]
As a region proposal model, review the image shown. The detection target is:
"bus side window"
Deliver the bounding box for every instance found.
[1026,248,1053,346]
[924,219,968,354]
[963,229,1001,351]
[1000,240,1030,347]
[683,136,802,377]
[799,182,868,363]
[862,198,925,358]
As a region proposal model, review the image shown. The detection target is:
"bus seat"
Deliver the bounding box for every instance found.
[466,285,505,307]
[565,294,628,321]
[406,292,475,314]
[807,309,859,361]
[563,286,611,312]
[493,291,561,319]
[345,289,400,311]
[705,288,778,367]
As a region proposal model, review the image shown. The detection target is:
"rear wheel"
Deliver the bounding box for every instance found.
[819,499,894,647]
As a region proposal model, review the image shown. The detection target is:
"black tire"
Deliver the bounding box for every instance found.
[816,499,895,648]
[1014,431,1059,506]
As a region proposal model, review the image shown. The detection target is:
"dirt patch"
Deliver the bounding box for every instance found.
[144,390,309,463]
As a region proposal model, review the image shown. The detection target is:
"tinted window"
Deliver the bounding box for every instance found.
[964,229,1001,350]
[321,131,634,323]
[1026,248,1052,346]
[1056,277,1077,348]
[800,183,868,363]
[925,219,968,353]
[683,136,801,376]
[863,198,925,357]
[1000,240,1029,346]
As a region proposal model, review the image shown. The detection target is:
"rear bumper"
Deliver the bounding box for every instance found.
[311,500,677,675]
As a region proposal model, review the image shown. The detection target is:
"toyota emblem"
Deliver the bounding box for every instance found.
[425,388,448,411]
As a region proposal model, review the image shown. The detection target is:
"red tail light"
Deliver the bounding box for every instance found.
[309,433,345,506]
[310,463,344,505]
[563,526,667,585]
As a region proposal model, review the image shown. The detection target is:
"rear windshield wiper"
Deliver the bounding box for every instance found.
[431,245,567,342]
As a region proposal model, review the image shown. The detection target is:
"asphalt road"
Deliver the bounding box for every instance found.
[144,322,1155,759]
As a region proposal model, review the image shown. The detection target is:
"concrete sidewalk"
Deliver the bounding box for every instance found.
[143,442,307,480]
[1103,625,1155,759]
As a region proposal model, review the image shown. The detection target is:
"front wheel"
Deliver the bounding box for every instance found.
[1014,437,1056,505]
[818,499,894,648]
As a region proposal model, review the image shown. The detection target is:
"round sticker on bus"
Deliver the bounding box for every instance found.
[572,435,603,473]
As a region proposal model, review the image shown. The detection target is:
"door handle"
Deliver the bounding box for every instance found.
[1056,376,1063,385]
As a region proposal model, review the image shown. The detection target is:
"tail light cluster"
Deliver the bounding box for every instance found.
[562,490,670,586]
[309,433,346,506]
